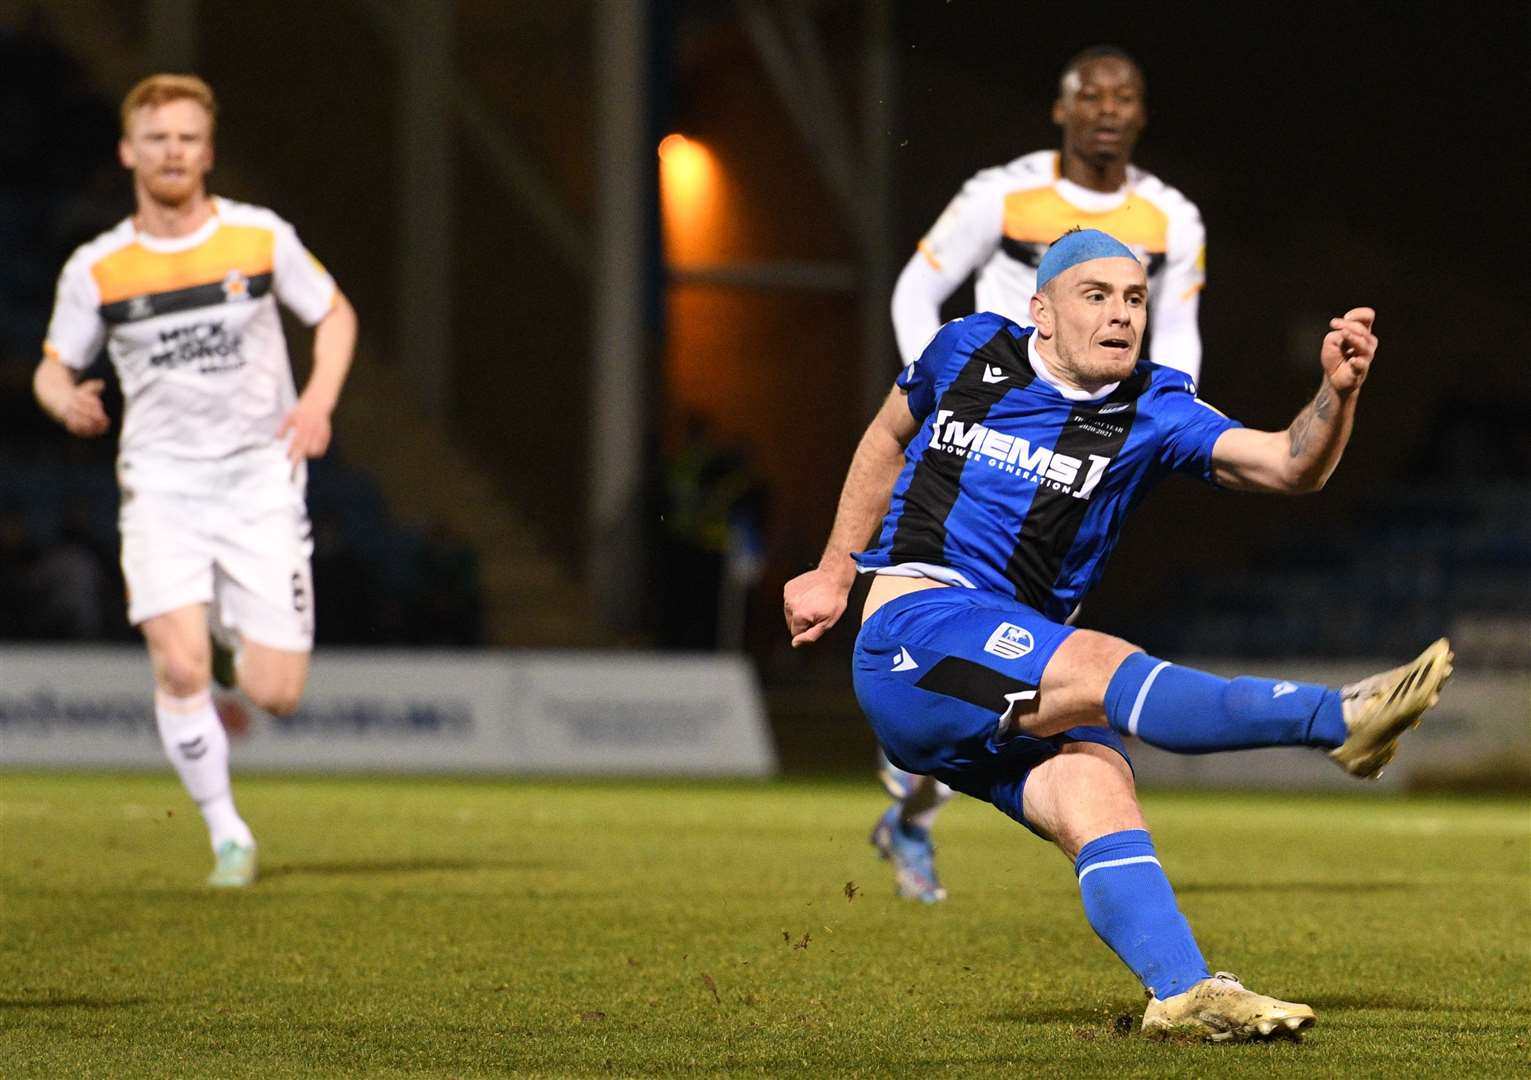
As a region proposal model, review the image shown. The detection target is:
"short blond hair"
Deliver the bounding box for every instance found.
[120,73,217,137]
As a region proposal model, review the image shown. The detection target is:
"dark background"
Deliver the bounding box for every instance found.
[666,0,1530,671]
[2,1,1527,686]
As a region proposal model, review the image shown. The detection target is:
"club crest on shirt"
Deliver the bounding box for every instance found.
[222,269,251,302]
[984,622,1034,661]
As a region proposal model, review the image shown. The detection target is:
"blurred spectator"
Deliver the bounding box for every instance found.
[25,501,109,639]
[0,501,118,641]
[659,413,767,650]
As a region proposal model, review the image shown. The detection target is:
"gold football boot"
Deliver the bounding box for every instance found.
[1329,638,1453,779]
[1142,972,1316,1042]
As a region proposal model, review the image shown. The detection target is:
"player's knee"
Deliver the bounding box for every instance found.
[1023,743,1144,860]
[252,688,302,717]
[238,646,309,716]
[1026,630,1141,734]
[237,662,304,715]
[1067,630,1142,692]
[247,679,303,717]
[152,643,212,697]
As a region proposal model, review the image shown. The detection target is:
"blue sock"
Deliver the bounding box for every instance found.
[1104,652,1347,754]
[1076,829,1208,999]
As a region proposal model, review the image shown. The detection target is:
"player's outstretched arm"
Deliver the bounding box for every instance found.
[783,387,919,647]
[1210,308,1377,495]
[279,289,358,465]
[33,355,108,438]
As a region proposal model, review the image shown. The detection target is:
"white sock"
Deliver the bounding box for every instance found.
[154,689,254,851]
[901,777,954,833]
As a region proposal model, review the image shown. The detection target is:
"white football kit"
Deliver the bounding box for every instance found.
[891,150,1206,381]
[44,197,337,649]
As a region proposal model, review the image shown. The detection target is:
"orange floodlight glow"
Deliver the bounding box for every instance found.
[659,133,713,206]
[657,132,689,160]
[659,134,720,261]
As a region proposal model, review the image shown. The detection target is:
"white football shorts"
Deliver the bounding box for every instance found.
[118,454,315,651]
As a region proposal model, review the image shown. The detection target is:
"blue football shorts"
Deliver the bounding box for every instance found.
[853,584,1130,835]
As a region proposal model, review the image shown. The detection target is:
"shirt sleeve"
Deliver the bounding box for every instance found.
[1154,378,1242,483]
[889,252,951,366]
[272,219,338,326]
[1147,197,1206,383]
[897,316,981,422]
[43,254,106,370]
[890,170,1004,364]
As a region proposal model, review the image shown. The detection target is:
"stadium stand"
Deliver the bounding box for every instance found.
[0,436,492,646]
[1129,395,1531,669]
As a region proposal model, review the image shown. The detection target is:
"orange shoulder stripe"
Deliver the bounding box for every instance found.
[90,225,276,306]
[1002,189,1170,253]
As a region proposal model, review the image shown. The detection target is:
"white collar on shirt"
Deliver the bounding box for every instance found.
[134,196,222,253]
[1027,330,1120,402]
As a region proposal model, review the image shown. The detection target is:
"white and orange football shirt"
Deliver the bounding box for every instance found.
[892,150,1206,381]
[44,197,337,472]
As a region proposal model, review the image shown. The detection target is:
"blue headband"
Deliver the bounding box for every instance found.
[1036,229,1138,290]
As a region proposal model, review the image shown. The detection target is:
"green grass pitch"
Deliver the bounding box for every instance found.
[2,772,1527,1077]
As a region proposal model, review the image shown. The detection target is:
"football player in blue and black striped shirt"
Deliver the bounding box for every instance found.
[783,229,1452,1041]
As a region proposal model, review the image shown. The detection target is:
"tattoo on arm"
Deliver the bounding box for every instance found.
[1288,383,1333,458]
[1288,405,1315,458]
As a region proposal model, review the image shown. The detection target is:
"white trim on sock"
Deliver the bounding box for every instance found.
[1127,661,1172,737]
[1077,854,1162,882]
[154,688,213,714]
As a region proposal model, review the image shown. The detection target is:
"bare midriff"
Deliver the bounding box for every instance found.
[862,574,950,623]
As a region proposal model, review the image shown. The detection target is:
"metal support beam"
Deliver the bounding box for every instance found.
[729,0,897,418]
[359,0,586,277]
[455,85,587,274]
[737,0,866,247]
[781,0,865,238]
[858,0,896,418]
[589,0,651,630]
